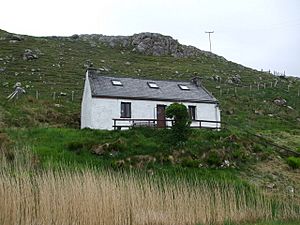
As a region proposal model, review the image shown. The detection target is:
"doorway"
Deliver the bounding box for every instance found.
[157,105,166,128]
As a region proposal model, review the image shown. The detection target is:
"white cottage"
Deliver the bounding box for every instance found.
[81,69,221,130]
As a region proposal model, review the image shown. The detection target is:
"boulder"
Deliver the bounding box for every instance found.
[273,98,287,106]
[9,34,24,41]
[23,49,38,60]
[78,32,226,59]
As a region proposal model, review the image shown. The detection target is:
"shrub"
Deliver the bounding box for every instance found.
[166,103,191,143]
[287,157,300,169]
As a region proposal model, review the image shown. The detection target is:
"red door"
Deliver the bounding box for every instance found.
[157,105,166,128]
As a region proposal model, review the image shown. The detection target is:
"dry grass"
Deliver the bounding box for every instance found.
[0,169,299,225]
[0,148,299,225]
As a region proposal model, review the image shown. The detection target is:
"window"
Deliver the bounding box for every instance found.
[188,106,196,120]
[112,80,123,86]
[147,82,159,89]
[178,84,190,90]
[121,102,131,118]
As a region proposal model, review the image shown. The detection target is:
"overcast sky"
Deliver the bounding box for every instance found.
[1,0,300,77]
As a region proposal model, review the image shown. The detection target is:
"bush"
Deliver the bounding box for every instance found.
[287,157,300,169]
[166,103,191,143]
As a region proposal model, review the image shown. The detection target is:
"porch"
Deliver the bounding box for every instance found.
[112,118,222,130]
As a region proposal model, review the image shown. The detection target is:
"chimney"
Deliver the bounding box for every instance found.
[191,77,202,87]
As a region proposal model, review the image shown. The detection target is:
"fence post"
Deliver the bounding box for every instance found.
[53,92,56,100]
[264,83,266,89]
[36,90,39,99]
[298,89,300,97]
[270,82,273,88]
[257,83,260,90]
[234,87,237,94]
[250,85,252,91]
[71,91,74,101]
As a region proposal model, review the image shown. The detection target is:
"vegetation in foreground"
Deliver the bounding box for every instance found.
[0,148,299,225]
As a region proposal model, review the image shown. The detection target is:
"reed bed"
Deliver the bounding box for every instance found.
[0,168,299,225]
[0,147,299,225]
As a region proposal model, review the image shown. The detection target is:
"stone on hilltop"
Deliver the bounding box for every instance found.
[23,49,38,61]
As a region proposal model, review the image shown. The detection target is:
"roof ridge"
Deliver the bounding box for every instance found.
[87,69,193,84]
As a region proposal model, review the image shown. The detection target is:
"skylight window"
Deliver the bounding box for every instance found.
[148,82,159,89]
[178,84,190,90]
[111,80,123,86]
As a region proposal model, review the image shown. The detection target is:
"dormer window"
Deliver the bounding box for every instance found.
[111,80,123,86]
[178,84,190,90]
[148,82,159,89]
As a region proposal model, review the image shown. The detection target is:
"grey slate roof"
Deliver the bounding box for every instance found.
[87,69,218,103]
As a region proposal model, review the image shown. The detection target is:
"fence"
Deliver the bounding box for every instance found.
[112,118,222,130]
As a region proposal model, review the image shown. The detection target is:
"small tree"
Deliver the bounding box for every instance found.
[166,103,191,143]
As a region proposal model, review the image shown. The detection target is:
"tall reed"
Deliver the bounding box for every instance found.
[0,147,299,225]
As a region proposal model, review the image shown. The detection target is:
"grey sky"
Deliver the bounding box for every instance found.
[1,0,299,77]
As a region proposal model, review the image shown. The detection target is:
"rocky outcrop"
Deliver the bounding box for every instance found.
[79,32,225,60]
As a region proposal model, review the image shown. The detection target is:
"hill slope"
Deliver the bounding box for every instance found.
[0,29,299,141]
[1,29,300,223]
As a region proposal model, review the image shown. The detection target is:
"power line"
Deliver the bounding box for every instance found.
[205,31,214,52]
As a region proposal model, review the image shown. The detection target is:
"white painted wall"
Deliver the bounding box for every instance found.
[82,95,221,130]
[80,71,92,129]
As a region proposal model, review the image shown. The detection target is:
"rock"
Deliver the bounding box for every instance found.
[92,143,109,155]
[70,34,79,39]
[168,155,175,164]
[54,104,62,108]
[78,32,226,59]
[211,75,221,82]
[83,60,93,68]
[254,109,264,115]
[273,98,287,106]
[60,92,67,96]
[125,61,131,65]
[13,82,22,88]
[221,160,230,168]
[226,75,241,84]
[9,34,24,41]
[286,186,294,194]
[266,183,276,189]
[287,106,294,110]
[23,49,38,60]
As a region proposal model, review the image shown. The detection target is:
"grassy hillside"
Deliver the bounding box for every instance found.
[0,29,299,132]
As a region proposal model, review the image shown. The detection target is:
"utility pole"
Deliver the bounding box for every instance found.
[205,31,214,52]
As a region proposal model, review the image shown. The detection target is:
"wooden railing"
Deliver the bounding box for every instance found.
[112,118,222,130]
